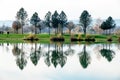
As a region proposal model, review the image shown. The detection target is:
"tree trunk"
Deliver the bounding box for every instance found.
[40,29,41,34]
[17,29,18,34]
[105,30,107,35]
[69,29,71,36]
[84,28,86,37]
[22,26,23,34]
[83,44,86,54]
[14,29,15,34]
[57,27,59,34]
[55,28,56,35]
[61,24,63,35]
[35,24,37,34]
[49,26,50,35]
[21,21,24,34]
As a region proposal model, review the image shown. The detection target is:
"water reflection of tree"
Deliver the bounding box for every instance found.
[12,43,27,70]
[100,44,115,62]
[44,43,51,67]
[51,43,67,68]
[30,43,41,66]
[78,44,91,69]
[64,44,75,56]
[44,43,68,68]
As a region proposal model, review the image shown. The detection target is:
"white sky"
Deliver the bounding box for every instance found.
[0,0,120,20]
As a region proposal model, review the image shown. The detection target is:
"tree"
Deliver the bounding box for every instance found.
[100,16,116,35]
[79,10,91,36]
[66,21,75,35]
[30,12,41,34]
[16,8,28,34]
[79,45,91,69]
[36,21,44,34]
[52,11,60,35]
[100,21,108,34]
[93,18,103,34]
[100,44,115,62]
[12,21,21,34]
[45,11,52,35]
[106,16,116,35]
[30,43,41,65]
[59,11,67,35]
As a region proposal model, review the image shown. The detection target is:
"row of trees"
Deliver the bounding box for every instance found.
[12,8,68,35]
[12,8,116,35]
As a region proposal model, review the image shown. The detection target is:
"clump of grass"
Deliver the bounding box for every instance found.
[85,34,95,42]
[107,36,112,42]
[24,34,39,40]
[77,34,83,41]
[118,37,120,42]
[50,33,65,42]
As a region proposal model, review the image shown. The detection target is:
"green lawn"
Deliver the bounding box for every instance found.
[0,33,119,43]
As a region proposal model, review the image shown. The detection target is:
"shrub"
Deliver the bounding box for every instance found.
[50,34,65,42]
[71,37,78,41]
[118,37,120,42]
[85,34,95,42]
[77,34,84,41]
[107,36,112,42]
[24,34,39,40]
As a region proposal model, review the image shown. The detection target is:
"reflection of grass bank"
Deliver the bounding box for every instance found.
[0,34,119,43]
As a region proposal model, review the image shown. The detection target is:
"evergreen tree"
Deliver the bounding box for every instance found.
[59,11,67,35]
[79,10,91,36]
[52,11,60,35]
[30,12,41,34]
[100,16,116,35]
[106,16,116,34]
[16,8,28,34]
[45,11,52,35]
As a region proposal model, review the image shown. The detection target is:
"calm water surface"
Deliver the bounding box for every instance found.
[0,43,120,80]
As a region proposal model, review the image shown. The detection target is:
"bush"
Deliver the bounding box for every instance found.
[107,36,112,42]
[71,37,78,41]
[85,34,95,42]
[50,34,65,42]
[118,37,120,42]
[24,34,39,40]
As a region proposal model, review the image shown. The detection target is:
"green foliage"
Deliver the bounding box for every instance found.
[59,11,67,26]
[16,8,28,21]
[79,10,92,36]
[30,12,41,34]
[45,11,52,35]
[52,11,59,29]
[16,7,28,34]
[30,12,40,25]
[100,16,116,35]
[59,11,67,35]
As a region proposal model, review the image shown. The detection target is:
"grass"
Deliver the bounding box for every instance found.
[0,33,119,44]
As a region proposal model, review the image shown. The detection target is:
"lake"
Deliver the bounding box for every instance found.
[0,43,120,80]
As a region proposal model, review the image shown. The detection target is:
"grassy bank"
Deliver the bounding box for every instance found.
[0,33,119,43]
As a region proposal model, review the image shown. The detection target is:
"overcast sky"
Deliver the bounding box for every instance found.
[0,0,120,20]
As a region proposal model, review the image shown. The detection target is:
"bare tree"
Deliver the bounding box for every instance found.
[66,21,75,35]
[12,21,21,34]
